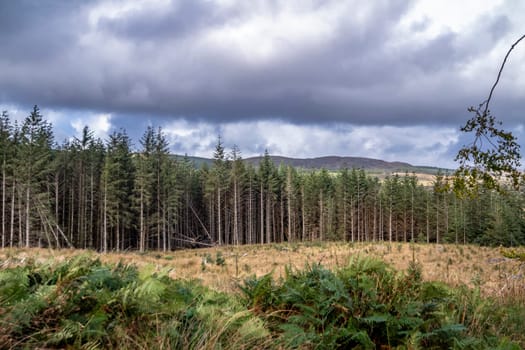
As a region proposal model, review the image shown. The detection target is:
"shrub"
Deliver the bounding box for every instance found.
[0,256,270,349]
[241,256,523,349]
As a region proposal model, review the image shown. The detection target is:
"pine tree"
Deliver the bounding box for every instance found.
[134,127,155,252]
[230,145,245,245]
[0,111,11,248]
[209,136,229,244]
[16,106,55,247]
[101,130,135,252]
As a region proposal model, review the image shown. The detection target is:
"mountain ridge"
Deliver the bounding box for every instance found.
[243,155,412,171]
[174,154,450,174]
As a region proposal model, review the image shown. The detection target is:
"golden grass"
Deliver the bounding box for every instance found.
[1,242,524,303]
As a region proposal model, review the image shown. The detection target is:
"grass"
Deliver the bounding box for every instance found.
[2,242,522,298]
[1,242,524,348]
[0,254,272,349]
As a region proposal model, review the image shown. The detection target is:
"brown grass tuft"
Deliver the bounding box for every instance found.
[1,242,524,302]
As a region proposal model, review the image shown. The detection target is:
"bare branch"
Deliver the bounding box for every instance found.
[484,34,525,115]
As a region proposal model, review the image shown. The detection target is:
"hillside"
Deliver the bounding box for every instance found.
[175,154,450,174]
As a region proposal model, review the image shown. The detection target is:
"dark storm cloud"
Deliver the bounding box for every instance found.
[0,1,88,61]
[0,0,522,129]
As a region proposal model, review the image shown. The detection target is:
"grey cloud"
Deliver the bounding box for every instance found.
[0,0,522,131]
[98,1,230,41]
[0,1,88,62]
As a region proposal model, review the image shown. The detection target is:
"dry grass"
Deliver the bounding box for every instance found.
[1,242,524,302]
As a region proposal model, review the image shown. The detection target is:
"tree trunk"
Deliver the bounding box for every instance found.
[1,163,5,248]
[287,170,292,242]
[233,177,239,245]
[218,187,222,245]
[280,195,284,242]
[319,190,323,241]
[248,179,253,244]
[343,192,347,241]
[266,194,271,243]
[103,178,108,253]
[140,187,145,252]
[10,180,15,248]
[25,186,30,247]
[388,197,392,243]
[301,185,306,241]
[426,193,430,243]
[411,188,414,242]
[436,195,440,244]
[260,183,264,244]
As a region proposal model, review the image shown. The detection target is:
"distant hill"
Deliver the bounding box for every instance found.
[174,154,450,175]
[244,155,413,171]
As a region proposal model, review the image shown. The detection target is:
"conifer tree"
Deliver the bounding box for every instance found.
[101,130,135,252]
[17,106,55,247]
[134,126,155,251]
[0,111,11,248]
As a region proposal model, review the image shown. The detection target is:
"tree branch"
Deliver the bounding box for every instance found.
[483,34,525,115]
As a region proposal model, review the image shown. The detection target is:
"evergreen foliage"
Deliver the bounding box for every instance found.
[0,106,523,250]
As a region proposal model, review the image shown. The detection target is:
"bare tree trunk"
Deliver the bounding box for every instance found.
[140,188,145,252]
[10,180,15,248]
[248,180,253,244]
[55,173,59,246]
[426,193,430,244]
[379,196,383,241]
[343,193,347,241]
[388,197,392,243]
[89,169,94,248]
[319,190,323,241]
[436,195,440,244]
[301,185,305,241]
[78,169,84,249]
[233,177,239,245]
[103,179,108,253]
[372,195,377,242]
[454,196,458,244]
[280,196,284,242]
[266,194,271,243]
[1,163,5,248]
[444,192,448,244]
[218,187,222,245]
[411,188,414,242]
[25,186,30,247]
[260,183,264,244]
[350,197,354,242]
[70,185,74,244]
[163,206,167,252]
[116,212,120,252]
[287,169,292,242]
[357,183,360,242]
[18,188,22,247]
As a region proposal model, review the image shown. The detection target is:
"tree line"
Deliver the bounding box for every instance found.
[1,106,524,251]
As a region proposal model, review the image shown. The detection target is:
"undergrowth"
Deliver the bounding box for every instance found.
[242,256,524,349]
[0,254,270,349]
[1,253,524,349]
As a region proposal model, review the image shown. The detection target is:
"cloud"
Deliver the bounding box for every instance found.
[1,0,523,127]
[0,0,523,167]
[71,113,113,140]
[162,119,219,157]
[164,119,460,167]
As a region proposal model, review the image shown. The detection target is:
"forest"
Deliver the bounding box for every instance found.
[1,106,524,252]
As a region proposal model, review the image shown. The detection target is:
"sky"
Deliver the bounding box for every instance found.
[0,0,524,168]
